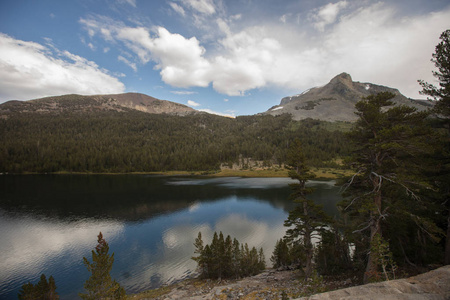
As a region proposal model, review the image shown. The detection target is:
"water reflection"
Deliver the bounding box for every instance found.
[116,196,289,292]
[0,175,297,221]
[0,175,342,299]
[0,211,123,298]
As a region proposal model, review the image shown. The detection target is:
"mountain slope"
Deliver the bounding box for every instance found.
[0,92,196,117]
[264,73,433,122]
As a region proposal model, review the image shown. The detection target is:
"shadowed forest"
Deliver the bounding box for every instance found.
[0,113,352,173]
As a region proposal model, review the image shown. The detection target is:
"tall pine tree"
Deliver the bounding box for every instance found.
[79,232,125,300]
[283,139,331,278]
[419,28,450,265]
[342,92,440,282]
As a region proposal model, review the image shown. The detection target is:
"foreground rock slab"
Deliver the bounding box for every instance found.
[297,265,450,300]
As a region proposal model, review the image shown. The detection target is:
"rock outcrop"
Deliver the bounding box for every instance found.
[297,265,450,300]
[132,266,450,299]
[265,73,432,122]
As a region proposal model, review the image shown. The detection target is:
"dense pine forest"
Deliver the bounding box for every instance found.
[0,111,352,173]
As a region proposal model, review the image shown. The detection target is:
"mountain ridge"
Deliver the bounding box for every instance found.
[0,92,197,117]
[0,73,434,121]
[264,72,433,122]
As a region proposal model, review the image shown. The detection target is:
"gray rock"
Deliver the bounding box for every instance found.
[295,265,450,300]
[264,73,432,122]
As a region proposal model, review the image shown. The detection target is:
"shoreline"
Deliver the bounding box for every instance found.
[128,265,449,300]
[1,167,353,180]
[127,268,364,300]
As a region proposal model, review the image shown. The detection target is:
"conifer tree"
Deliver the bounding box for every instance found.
[231,238,241,278]
[419,29,450,118]
[192,232,204,262]
[419,28,450,265]
[18,282,37,300]
[342,92,440,282]
[18,274,59,300]
[283,139,331,278]
[249,246,259,275]
[315,226,351,275]
[47,276,58,300]
[271,239,292,269]
[192,232,206,275]
[258,247,266,271]
[191,231,265,279]
[79,232,125,300]
[202,244,213,278]
[223,235,233,278]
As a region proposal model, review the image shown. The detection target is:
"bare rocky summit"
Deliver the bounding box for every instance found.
[0,92,196,116]
[265,73,433,122]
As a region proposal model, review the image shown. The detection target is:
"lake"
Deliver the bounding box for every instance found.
[0,175,342,299]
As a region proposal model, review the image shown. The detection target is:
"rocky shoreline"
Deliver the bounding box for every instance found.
[130,269,358,299]
[130,266,450,300]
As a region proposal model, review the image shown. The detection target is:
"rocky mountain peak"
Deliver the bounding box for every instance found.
[330,72,353,87]
[264,73,432,122]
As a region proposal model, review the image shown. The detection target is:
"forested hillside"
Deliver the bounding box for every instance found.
[0,111,351,173]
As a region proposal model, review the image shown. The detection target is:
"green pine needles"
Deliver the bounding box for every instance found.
[283,139,332,279]
[192,231,266,280]
[18,274,58,300]
[79,232,126,300]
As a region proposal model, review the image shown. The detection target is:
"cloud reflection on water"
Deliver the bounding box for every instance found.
[0,211,123,295]
[120,209,288,292]
[0,176,341,298]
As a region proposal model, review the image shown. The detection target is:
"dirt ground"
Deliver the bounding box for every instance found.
[129,269,359,300]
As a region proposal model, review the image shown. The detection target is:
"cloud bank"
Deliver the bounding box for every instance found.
[0,33,125,102]
[80,1,450,99]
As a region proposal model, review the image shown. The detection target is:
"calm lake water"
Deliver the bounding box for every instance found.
[0,175,342,299]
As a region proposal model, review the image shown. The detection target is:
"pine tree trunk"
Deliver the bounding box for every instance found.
[445,210,450,265]
[364,186,382,283]
[304,201,313,279]
[304,231,313,279]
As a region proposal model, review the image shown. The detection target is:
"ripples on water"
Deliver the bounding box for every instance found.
[0,211,124,299]
[0,175,341,299]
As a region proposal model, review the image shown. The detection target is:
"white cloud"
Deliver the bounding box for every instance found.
[79,3,450,99]
[181,0,216,15]
[118,55,137,71]
[280,13,290,24]
[319,3,450,99]
[118,0,136,7]
[0,33,125,102]
[210,27,283,95]
[187,99,200,107]
[169,2,186,16]
[199,108,235,118]
[230,14,241,21]
[311,1,348,32]
[151,27,211,88]
[206,2,450,98]
[171,90,197,95]
[81,17,211,87]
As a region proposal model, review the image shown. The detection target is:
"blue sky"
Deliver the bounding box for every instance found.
[0,0,449,117]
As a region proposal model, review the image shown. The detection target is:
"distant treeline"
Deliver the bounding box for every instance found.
[0,111,352,173]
